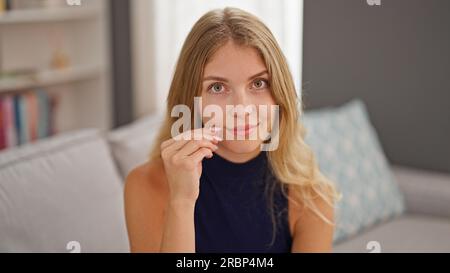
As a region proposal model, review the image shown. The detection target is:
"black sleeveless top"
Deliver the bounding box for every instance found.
[194,151,292,253]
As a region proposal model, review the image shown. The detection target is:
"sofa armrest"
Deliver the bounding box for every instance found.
[392,165,450,219]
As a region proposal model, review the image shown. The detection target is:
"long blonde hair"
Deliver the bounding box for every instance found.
[149,7,339,241]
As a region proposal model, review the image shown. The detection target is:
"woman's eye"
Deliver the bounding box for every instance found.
[208,83,225,94]
[252,79,268,90]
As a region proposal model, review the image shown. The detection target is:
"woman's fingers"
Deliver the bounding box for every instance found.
[177,139,219,157]
[163,136,216,159]
[191,147,214,163]
[161,127,219,150]
[161,128,222,159]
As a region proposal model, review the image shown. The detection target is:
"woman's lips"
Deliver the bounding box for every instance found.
[226,123,259,136]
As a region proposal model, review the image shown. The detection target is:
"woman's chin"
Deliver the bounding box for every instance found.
[220,140,263,154]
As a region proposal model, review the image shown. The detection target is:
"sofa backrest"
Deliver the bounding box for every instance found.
[108,114,164,179]
[0,129,129,252]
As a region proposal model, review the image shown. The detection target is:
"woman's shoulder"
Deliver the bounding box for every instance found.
[125,159,169,201]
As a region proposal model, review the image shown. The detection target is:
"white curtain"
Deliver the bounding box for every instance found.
[132,0,303,115]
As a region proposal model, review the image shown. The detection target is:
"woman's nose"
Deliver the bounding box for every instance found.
[231,88,249,107]
[229,89,254,118]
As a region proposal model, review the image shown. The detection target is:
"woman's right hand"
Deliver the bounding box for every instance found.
[160,127,222,205]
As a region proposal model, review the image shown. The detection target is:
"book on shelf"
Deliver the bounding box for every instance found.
[36,90,50,139]
[0,0,6,15]
[17,94,28,144]
[2,95,17,147]
[26,92,38,141]
[0,97,5,149]
[1,0,13,12]
[0,90,54,151]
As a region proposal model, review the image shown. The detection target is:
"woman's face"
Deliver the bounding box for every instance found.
[201,40,276,157]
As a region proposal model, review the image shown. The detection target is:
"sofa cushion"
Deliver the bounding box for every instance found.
[333,214,450,252]
[303,100,405,243]
[0,129,129,252]
[108,114,164,179]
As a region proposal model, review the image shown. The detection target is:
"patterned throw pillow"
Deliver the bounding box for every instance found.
[302,100,405,243]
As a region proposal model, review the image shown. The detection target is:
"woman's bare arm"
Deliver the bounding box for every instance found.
[124,162,199,253]
[124,163,166,252]
[159,199,196,252]
[290,195,335,253]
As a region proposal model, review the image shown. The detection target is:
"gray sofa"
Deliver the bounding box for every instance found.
[334,166,450,252]
[1,113,449,252]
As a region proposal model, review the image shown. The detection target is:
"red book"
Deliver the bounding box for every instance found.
[26,92,38,141]
[3,95,17,148]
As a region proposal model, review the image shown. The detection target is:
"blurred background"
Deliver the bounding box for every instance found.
[0,0,449,252]
[1,0,448,173]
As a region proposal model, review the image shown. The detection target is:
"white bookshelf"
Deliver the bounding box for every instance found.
[0,0,112,133]
[0,6,99,25]
[0,65,103,93]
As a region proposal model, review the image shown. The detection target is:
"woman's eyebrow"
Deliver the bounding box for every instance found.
[202,70,268,82]
[247,70,268,80]
[203,75,229,82]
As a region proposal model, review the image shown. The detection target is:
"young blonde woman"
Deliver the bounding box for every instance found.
[124,7,339,253]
